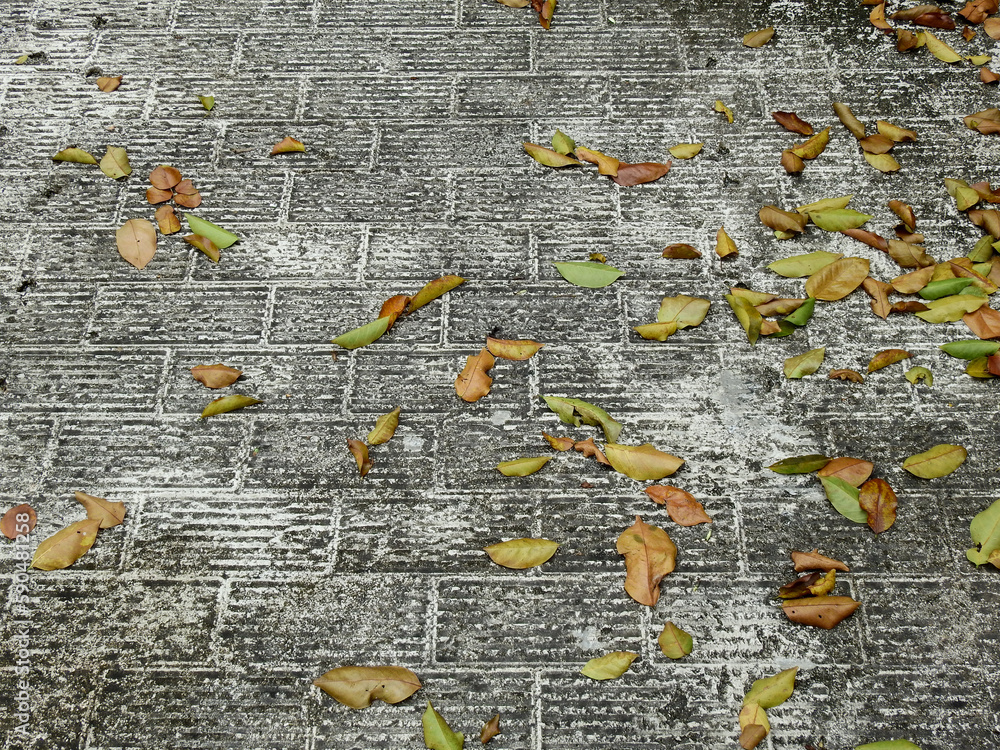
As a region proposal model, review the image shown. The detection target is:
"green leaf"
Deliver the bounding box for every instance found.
[552,261,624,289]
[657,621,693,659]
[185,215,240,248]
[725,294,762,345]
[551,129,575,155]
[784,297,816,327]
[332,316,392,350]
[767,251,842,278]
[918,278,974,300]
[967,498,1000,566]
[422,701,465,750]
[767,320,797,338]
[903,444,967,479]
[743,667,798,708]
[198,95,215,111]
[484,538,559,568]
[524,142,581,168]
[855,742,922,750]
[915,295,987,323]
[769,454,830,474]
[939,340,1000,359]
[969,235,994,262]
[541,396,622,443]
[796,195,854,214]
[784,346,826,379]
[808,209,874,232]
[200,394,262,419]
[580,651,639,680]
[496,456,551,477]
[905,366,933,386]
[821,476,868,523]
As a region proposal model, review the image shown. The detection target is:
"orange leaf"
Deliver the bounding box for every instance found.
[455,349,495,403]
[842,228,889,252]
[155,205,181,235]
[347,438,372,478]
[573,437,611,465]
[184,234,220,263]
[859,478,897,533]
[1,503,36,539]
[146,187,173,205]
[791,548,850,572]
[611,161,671,186]
[173,190,203,209]
[816,457,875,487]
[782,595,861,629]
[96,75,122,92]
[964,306,1000,338]
[829,369,864,383]
[645,485,712,526]
[771,111,813,135]
[867,348,912,373]
[149,165,182,190]
[543,433,575,451]
[378,294,411,330]
[616,515,677,606]
[191,363,242,389]
[271,136,306,155]
[480,714,501,744]
[116,218,157,269]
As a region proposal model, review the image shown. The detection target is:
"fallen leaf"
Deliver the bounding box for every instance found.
[1,504,37,540]
[860,133,896,154]
[486,337,544,360]
[713,226,739,258]
[743,27,775,47]
[797,195,855,214]
[199,95,215,111]
[784,346,826,379]
[537,0,556,29]
[756,298,805,316]
[662,243,701,259]
[455,349,495,403]
[924,30,962,61]
[423,701,464,750]
[149,164,182,190]
[810,209,874,232]
[30,518,102,570]
[969,208,1000,238]
[792,549,850,572]
[553,261,624,288]
[967,356,994,377]
[783,595,861,628]
[616,515,676,606]
[759,205,808,234]
[377,294,410,330]
[589,252,608,263]
[551,129,575,154]
[581,651,639,680]
[200,394,262,418]
[869,1,892,31]
[611,161,671,186]
[781,149,805,173]
[967,498,1000,565]
[270,136,305,155]
[790,127,831,160]
[905,366,933,385]
[891,266,935,293]
[73,491,125,529]
[574,438,611,465]
[332,317,392,350]
[185,215,239,248]
[862,278,892,320]
[964,108,1000,134]
[833,102,866,139]
[979,67,998,83]
[817,457,874,487]
[313,665,422,708]
[575,146,620,176]
[805,257,870,300]
[855,741,923,750]
[96,75,122,92]
[367,406,401,445]
[407,275,465,313]
[868,348,912,372]
[945,177,981,211]
[740,722,769,750]
[987,17,1000,37]
[173,181,202,209]
[714,99,734,123]
[605,443,684,481]
[668,142,703,159]
[821,476,868,523]
[768,251,842,278]
[859,478,897,533]
[184,234,220,263]
[779,571,827,598]
[916,295,987,322]
[480,714,500,744]
[645,485,712,526]
[657,621,693,659]
[52,147,97,164]
[153,206,180,236]
[116,218,157,270]
[829,368,864,382]
[658,295,711,327]
[864,152,902,172]
[99,146,131,179]
[903,444,967,478]
[843,228,889,252]
[772,111,813,135]
[524,142,581,167]
[543,433,575,451]
[484,538,559,568]
[497,456,550,477]
[726,294,763,345]
[542,396,622,442]
[634,322,678,341]
[770,454,830,474]
[744,667,798,709]
[347,438,372,478]
[889,199,917,232]
[964,305,1000,337]
[887,240,934,268]
[920,278,973,300]
[877,120,918,142]
[940,339,1000,359]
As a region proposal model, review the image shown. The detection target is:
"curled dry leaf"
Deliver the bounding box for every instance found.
[99,146,131,179]
[859,478,897,533]
[967,498,1000,565]
[524,142,581,167]
[860,133,895,154]
[888,240,934,269]
[271,136,305,155]
[905,366,933,386]
[616,515,676,606]
[781,149,805,173]
[779,570,829,598]
[484,538,559,568]
[378,294,411,330]
[668,143,703,159]
[575,146,619,176]
[367,406,401,445]
[347,438,372,478]
[184,234,220,263]
[964,305,1000,338]
[862,277,892,320]
[581,651,639,680]
[902,444,967,478]
[759,205,808,234]
[868,348,912,372]
[423,701,464,750]
[715,226,738,258]
[185,215,239,249]
[116,218,157,270]
[981,67,1000,84]
[611,161,671,186]
[714,99,735,123]
[833,102,866,139]
[480,714,500,744]
[725,295,763,346]
[877,120,918,142]
[782,595,861,629]
[809,209,874,232]
[792,549,850,572]
[769,454,830,474]
[964,108,1000,134]
[52,147,97,164]
[486,337,544,361]
[191,364,242,389]
[1,504,37,539]
[30,519,102,570]
[742,27,775,47]
[496,456,550,476]
[897,27,921,50]
[869,1,892,31]
[96,75,122,92]
[805,257,870,300]
[574,438,611,465]
[314,665,421,708]
[783,346,826,379]
[772,111,813,135]
[150,165,182,190]
[635,322,677,341]
[843,228,889,252]
[332,317,392,350]
[455,349,495,403]
[199,95,215,111]
[889,199,917,231]
[553,261,624,288]
[605,443,684,481]
[662,243,701,259]
[817,457,874,487]
[864,152,902,172]
[829,368,865,383]
[200,394,262,418]
[790,128,831,160]
[543,433,575,451]
[645,485,712,526]
[542,396,622,443]
[407,275,465,313]
[74,491,125,529]
[657,621,693,659]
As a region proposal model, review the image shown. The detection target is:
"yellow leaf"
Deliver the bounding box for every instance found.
[99,146,131,179]
[314,665,421,708]
[30,519,101,570]
[74,491,125,529]
[604,443,684,481]
[484,538,559,568]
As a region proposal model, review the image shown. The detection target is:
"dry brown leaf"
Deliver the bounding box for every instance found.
[791,548,850,572]
[313,665,421,708]
[96,75,122,92]
[964,305,1000,338]
[543,433,575,451]
[146,187,173,205]
[571,437,609,465]
[870,1,892,31]
[1,503,36,539]
[716,226,738,258]
[868,348,913,373]
[964,108,1000,134]
[887,239,935,268]
[616,515,676,606]
[611,161,671,186]
[755,298,805,316]
[959,0,997,24]
[912,10,956,28]
[862,277,893,319]
[986,17,1000,38]
[486,337,545,361]
[149,165,182,190]
[833,102,866,139]
[859,478,897,533]
[191,363,242,389]
[970,208,1000,238]
[30,519,101,570]
[74,491,126,528]
[378,294,411,330]
[782,595,861,629]
[805,257,870,300]
[964,25,978,40]
[644,485,712,526]
[173,189,202,209]
[662,243,701,259]
[271,136,305,155]
[481,714,501,744]
[347,438,372,478]
[891,265,935,293]
[981,67,1000,83]
[155,205,181,235]
[780,149,805,173]
[790,127,830,160]
[891,301,930,314]
[877,120,918,142]
[743,27,775,47]
[759,205,808,234]
[897,28,921,50]
[860,133,895,154]
[817,457,875,487]
[842,228,889,252]
[455,349,495,403]
[575,146,620,176]
[771,111,813,135]
[829,368,864,382]
[116,218,157,269]
[184,234,220,263]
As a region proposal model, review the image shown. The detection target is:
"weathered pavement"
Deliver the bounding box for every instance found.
[2,0,1000,748]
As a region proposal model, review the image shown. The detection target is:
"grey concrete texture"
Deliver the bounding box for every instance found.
[2,0,1000,747]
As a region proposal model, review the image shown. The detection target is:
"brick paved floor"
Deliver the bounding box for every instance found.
[2,0,1000,748]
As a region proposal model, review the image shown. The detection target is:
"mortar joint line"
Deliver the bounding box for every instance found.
[310,0,321,29]
[229,31,247,75]
[531,670,543,750]
[355,224,371,283]
[295,77,309,122]
[207,577,233,668]
[151,347,175,423]
[278,169,295,229]
[210,120,228,171]
[259,284,278,346]
[425,577,440,664]
[368,127,382,172]
[326,499,343,577]
[166,0,181,33]
[114,483,147,576]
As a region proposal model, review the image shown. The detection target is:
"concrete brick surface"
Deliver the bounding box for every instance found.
[3,0,1000,748]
